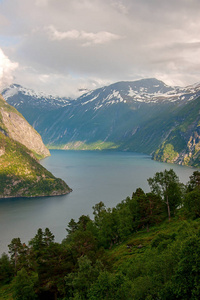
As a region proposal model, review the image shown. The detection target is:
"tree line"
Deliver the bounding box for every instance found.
[1,169,200,299]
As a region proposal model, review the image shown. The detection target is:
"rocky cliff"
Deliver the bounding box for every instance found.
[0,94,50,159]
[0,94,72,198]
[152,97,200,167]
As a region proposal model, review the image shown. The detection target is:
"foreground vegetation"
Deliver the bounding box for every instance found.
[1,169,200,299]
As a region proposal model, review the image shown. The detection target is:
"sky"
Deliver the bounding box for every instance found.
[1,0,200,98]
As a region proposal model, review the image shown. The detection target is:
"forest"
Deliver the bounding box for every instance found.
[1,169,200,300]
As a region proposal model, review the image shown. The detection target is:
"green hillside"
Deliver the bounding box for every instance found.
[0,94,71,198]
[153,97,200,166]
[1,169,200,299]
[0,132,71,198]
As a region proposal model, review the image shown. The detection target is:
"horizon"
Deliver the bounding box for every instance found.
[2,76,200,99]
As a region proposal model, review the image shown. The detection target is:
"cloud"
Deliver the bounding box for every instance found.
[0,48,18,91]
[1,0,200,96]
[35,0,49,7]
[111,0,128,14]
[14,66,110,98]
[46,25,122,46]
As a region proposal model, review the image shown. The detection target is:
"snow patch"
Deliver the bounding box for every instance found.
[104,90,124,103]
[2,87,18,99]
[94,104,103,110]
[81,93,99,105]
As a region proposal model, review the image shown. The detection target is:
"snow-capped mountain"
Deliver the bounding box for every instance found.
[4,78,200,113]
[76,78,200,110]
[2,78,200,162]
[2,84,73,110]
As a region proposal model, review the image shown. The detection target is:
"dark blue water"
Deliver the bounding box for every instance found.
[0,150,196,254]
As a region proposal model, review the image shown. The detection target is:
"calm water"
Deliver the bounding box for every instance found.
[0,150,197,254]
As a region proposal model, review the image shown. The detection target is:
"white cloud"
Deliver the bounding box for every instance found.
[80,31,122,46]
[14,66,110,98]
[46,25,122,46]
[0,48,18,91]
[47,26,80,40]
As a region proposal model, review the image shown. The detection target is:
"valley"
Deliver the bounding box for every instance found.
[0,78,200,299]
[3,78,200,167]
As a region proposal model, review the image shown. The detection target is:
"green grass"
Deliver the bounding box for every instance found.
[107,217,196,270]
[48,140,119,151]
[0,132,71,198]
[0,284,13,300]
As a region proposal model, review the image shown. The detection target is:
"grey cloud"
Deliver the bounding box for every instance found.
[1,0,200,96]
[46,25,123,46]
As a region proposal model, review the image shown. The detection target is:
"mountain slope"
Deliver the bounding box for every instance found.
[0,94,50,159]
[0,132,72,198]
[152,96,200,167]
[3,79,189,148]
[3,78,200,167]
[0,94,72,198]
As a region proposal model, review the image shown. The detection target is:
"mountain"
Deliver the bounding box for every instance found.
[0,94,71,198]
[0,94,50,159]
[3,78,200,167]
[2,84,71,110]
[152,96,200,167]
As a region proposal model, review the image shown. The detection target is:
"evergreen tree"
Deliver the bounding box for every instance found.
[8,238,28,274]
[44,227,55,246]
[12,268,38,300]
[0,253,14,284]
[66,218,78,235]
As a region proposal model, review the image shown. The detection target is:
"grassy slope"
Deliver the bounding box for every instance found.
[0,132,71,198]
[1,217,199,299]
[108,218,184,268]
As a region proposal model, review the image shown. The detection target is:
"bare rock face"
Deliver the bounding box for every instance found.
[181,130,200,166]
[0,147,5,156]
[0,95,50,158]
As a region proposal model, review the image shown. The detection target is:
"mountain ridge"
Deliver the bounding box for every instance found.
[3,78,200,167]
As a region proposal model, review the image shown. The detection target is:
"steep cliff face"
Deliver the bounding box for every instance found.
[0,94,72,198]
[0,95,50,159]
[152,97,200,167]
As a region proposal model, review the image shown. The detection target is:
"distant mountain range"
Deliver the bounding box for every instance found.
[3,78,200,167]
